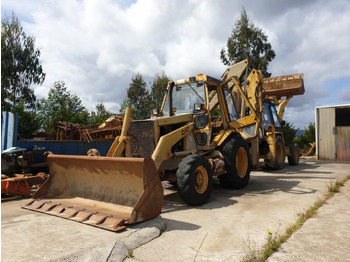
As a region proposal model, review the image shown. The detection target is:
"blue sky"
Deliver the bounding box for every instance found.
[2,0,350,129]
[322,77,350,105]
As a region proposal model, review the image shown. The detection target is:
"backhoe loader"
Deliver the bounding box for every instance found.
[221,64,304,170]
[23,60,304,231]
[260,73,304,169]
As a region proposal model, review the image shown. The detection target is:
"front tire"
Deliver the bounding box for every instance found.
[219,135,251,189]
[176,155,213,205]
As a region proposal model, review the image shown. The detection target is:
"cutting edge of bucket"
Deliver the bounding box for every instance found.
[23,199,127,231]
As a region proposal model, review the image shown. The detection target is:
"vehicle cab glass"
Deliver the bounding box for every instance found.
[162,81,206,116]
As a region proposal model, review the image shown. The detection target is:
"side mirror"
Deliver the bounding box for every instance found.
[193,103,207,113]
[194,103,201,112]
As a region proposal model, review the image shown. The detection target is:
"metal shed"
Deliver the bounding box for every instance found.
[315,104,350,161]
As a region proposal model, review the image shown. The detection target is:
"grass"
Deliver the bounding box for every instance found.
[327,180,345,194]
[243,174,350,262]
[128,250,134,258]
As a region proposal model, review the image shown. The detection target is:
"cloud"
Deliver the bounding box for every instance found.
[2,0,350,128]
[339,89,350,102]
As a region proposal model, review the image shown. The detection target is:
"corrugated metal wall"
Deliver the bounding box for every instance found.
[316,106,350,162]
[335,126,350,161]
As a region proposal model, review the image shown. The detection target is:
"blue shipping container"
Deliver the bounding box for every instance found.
[18,140,114,156]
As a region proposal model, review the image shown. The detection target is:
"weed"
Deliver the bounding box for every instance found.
[263,229,278,258]
[242,237,263,262]
[327,180,344,194]
[242,174,350,262]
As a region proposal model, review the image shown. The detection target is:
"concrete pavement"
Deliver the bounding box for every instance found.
[128,159,350,262]
[2,158,350,262]
[267,177,350,262]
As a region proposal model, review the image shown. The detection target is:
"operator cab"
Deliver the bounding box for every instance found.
[161,81,207,116]
[262,99,283,133]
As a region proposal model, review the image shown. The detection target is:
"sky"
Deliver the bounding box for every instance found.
[1,0,350,129]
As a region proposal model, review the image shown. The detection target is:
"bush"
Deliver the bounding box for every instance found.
[294,123,315,152]
[282,122,297,146]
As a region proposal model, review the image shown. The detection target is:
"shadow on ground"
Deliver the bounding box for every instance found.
[161,160,338,215]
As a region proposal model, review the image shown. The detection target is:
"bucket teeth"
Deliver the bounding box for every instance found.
[37,202,59,212]
[23,200,128,232]
[26,199,50,209]
[59,206,83,218]
[70,210,95,222]
[84,213,109,225]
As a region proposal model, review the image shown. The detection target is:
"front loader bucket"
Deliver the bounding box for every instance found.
[23,155,163,232]
[263,73,304,97]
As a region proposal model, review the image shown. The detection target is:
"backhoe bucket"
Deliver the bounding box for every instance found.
[23,154,163,232]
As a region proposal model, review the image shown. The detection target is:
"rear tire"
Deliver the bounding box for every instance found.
[288,144,299,166]
[274,137,286,169]
[176,155,213,205]
[219,135,251,189]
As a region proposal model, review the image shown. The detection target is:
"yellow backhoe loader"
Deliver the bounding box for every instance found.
[23,60,304,231]
[260,73,304,169]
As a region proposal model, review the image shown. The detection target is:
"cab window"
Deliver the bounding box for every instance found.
[224,90,238,122]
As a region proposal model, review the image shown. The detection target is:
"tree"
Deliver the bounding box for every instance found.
[119,97,135,116]
[220,8,276,77]
[15,101,41,137]
[150,72,170,109]
[38,81,89,131]
[120,73,152,120]
[294,123,316,151]
[90,102,113,125]
[1,12,45,111]
[282,121,298,146]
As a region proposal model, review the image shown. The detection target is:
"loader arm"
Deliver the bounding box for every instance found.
[276,96,292,120]
[107,107,132,157]
[152,122,194,170]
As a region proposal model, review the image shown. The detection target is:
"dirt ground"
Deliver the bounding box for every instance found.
[2,158,350,262]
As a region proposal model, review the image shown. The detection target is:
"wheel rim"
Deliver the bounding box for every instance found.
[194,166,208,194]
[276,142,284,163]
[236,147,248,178]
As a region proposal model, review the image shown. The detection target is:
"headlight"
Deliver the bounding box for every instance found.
[194,114,209,129]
